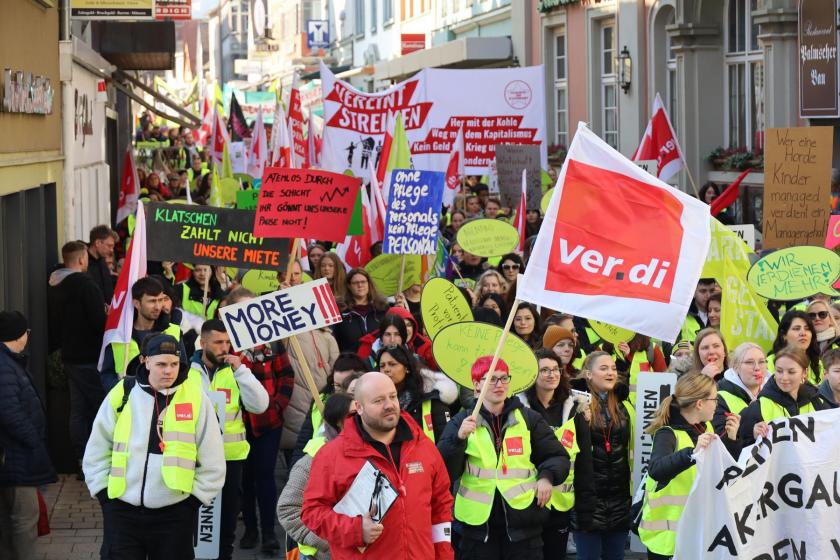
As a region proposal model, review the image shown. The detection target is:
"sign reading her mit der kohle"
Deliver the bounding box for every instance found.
[145,202,289,270]
[219,278,342,352]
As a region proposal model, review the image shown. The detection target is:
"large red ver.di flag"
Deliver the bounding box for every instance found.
[517,123,710,342]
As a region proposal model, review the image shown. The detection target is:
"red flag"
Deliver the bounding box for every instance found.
[287,74,308,168]
[512,169,527,254]
[196,96,212,145]
[116,148,139,224]
[98,202,147,370]
[306,114,321,168]
[376,111,395,184]
[633,93,685,183]
[269,103,292,168]
[442,126,465,209]
[210,108,230,163]
[710,168,752,216]
[368,158,387,242]
[247,106,267,178]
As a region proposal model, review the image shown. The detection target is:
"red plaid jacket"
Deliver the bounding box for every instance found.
[238,343,296,438]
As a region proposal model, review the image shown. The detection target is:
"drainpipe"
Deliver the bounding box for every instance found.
[60,0,76,243]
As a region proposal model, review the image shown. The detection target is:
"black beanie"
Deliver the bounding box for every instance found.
[0,311,28,343]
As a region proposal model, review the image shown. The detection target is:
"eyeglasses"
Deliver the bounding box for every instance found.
[702,398,718,403]
[501,264,521,271]
[483,375,511,385]
[350,280,369,286]
[808,311,829,320]
[539,366,562,376]
[742,360,767,369]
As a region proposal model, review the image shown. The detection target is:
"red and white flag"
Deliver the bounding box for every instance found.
[336,194,372,270]
[196,96,212,145]
[632,93,686,183]
[98,202,147,370]
[269,102,292,168]
[116,148,139,224]
[442,126,465,209]
[518,123,710,342]
[368,158,387,243]
[511,169,527,254]
[287,74,308,168]
[306,114,321,168]
[375,111,396,185]
[247,106,268,178]
[209,108,230,163]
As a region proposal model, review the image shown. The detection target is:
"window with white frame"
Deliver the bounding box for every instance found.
[664,9,678,126]
[355,0,365,36]
[383,0,393,24]
[725,0,764,150]
[371,0,377,32]
[554,31,568,147]
[600,22,618,149]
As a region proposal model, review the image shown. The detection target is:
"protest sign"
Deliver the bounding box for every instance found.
[240,269,280,295]
[824,215,840,250]
[589,320,634,345]
[726,224,756,249]
[456,219,520,258]
[194,390,225,560]
[145,202,290,271]
[365,254,422,296]
[384,169,445,255]
[432,321,537,394]
[219,278,342,352]
[495,144,542,210]
[236,190,259,210]
[763,126,833,249]
[629,372,677,553]
[230,141,247,174]
[518,124,710,343]
[253,168,361,242]
[319,62,546,178]
[746,245,840,300]
[703,219,777,352]
[634,159,658,176]
[421,278,473,340]
[674,408,840,559]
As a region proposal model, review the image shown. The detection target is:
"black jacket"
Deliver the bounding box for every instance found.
[738,376,831,446]
[331,304,387,353]
[87,252,114,303]
[712,377,754,434]
[0,344,57,487]
[648,404,742,490]
[569,380,633,532]
[48,269,106,363]
[437,398,570,543]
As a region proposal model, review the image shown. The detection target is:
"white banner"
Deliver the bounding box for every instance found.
[219,278,342,351]
[674,408,840,559]
[319,62,547,177]
[194,391,225,559]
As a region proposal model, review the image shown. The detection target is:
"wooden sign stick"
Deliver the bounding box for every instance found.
[471,298,520,418]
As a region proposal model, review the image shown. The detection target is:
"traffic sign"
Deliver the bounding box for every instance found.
[307,20,329,49]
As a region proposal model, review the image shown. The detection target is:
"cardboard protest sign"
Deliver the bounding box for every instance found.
[236,190,259,210]
[240,269,279,295]
[495,144,542,210]
[384,169,445,255]
[421,278,473,340]
[365,254,422,296]
[145,202,290,271]
[746,246,840,300]
[253,168,361,242]
[589,320,634,345]
[763,127,833,249]
[674,408,840,559]
[456,219,520,258]
[219,278,342,352]
[432,321,537,394]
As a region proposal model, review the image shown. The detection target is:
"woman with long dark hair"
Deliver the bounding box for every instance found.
[513,302,542,350]
[767,310,822,384]
[332,268,388,353]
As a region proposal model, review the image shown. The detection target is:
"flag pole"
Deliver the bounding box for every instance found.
[202,272,210,318]
[285,238,301,284]
[397,254,407,295]
[683,166,701,199]
[471,299,519,418]
[288,335,325,414]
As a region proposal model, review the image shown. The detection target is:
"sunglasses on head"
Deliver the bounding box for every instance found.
[809,311,829,320]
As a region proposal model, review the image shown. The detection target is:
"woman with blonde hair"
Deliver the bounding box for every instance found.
[640,373,741,559]
[712,342,767,434]
[474,269,508,301]
[806,299,840,353]
[314,252,347,302]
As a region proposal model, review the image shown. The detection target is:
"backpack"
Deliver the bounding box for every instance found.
[116,376,137,414]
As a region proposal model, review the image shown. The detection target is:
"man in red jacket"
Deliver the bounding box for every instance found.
[302,372,454,559]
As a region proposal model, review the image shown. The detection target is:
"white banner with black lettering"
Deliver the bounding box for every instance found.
[674,408,840,559]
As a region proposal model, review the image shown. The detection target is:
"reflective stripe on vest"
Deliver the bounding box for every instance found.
[106,376,203,499]
[421,399,435,443]
[181,283,219,320]
[759,396,816,422]
[454,409,537,526]
[111,323,182,377]
[189,364,249,460]
[550,417,579,512]
[718,390,749,416]
[638,424,710,556]
[310,395,326,437]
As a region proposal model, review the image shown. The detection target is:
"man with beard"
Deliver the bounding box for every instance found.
[99,277,185,392]
[189,319,268,560]
[302,372,454,559]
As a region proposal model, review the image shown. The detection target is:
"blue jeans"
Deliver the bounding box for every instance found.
[573,530,627,560]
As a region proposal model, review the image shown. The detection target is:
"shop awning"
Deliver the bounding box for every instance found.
[374,36,513,82]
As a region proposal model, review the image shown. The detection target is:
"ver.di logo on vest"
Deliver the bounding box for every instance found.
[175,403,194,421]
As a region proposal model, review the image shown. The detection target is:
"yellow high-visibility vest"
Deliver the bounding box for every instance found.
[189,364,249,460]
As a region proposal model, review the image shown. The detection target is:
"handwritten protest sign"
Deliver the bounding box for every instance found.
[145,202,289,270]
[236,190,259,210]
[421,278,473,340]
[384,169,445,255]
[747,245,840,300]
[365,254,422,296]
[763,127,833,249]
[253,168,361,241]
[432,321,537,394]
[495,144,541,210]
[590,319,634,345]
[219,278,342,352]
[241,269,279,295]
[456,219,520,257]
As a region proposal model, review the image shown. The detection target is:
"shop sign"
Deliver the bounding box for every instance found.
[401,34,425,55]
[70,0,153,19]
[798,0,839,118]
[1,70,54,115]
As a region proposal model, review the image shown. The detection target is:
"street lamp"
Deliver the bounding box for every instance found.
[618,46,632,93]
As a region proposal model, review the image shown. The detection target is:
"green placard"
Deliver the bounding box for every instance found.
[365,254,422,296]
[456,219,520,258]
[420,278,473,340]
[747,246,840,301]
[236,190,260,210]
[589,320,635,345]
[432,321,537,394]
